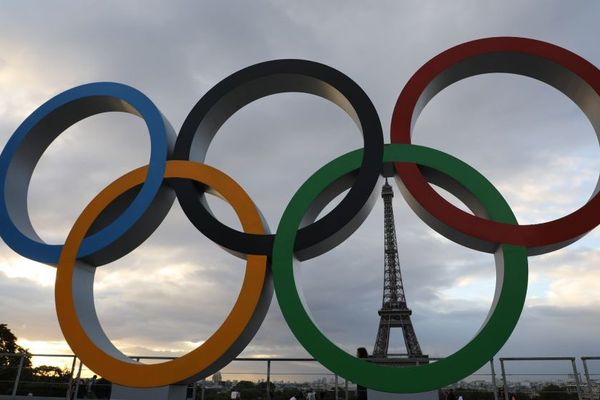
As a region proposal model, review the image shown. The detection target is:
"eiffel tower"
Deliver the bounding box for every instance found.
[372,179,424,359]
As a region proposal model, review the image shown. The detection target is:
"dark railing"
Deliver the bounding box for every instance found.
[1,353,599,400]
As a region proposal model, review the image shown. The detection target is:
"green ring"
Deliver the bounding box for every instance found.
[272,144,528,392]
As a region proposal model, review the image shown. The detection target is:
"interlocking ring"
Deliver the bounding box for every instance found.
[272,144,528,392]
[1,37,598,392]
[173,59,383,260]
[391,36,600,255]
[55,160,271,387]
[0,82,176,264]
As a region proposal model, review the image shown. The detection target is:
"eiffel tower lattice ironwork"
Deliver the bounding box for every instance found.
[372,179,423,358]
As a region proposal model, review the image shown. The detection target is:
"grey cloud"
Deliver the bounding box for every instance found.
[0,271,61,342]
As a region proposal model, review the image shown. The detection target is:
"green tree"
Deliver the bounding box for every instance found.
[538,384,578,400]
[0,324,32,394]
[0,324,32,366]
[1,324,76,397]
[233,381,261,400]
[31,365,69,379]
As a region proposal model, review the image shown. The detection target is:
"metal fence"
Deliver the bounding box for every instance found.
[1,354,599,400]
[498,357,600,400]
[0,354,354,400]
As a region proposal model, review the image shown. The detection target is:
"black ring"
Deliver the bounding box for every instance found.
[172,60,383,261]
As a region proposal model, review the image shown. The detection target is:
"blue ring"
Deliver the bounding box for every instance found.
[0,82,171,263]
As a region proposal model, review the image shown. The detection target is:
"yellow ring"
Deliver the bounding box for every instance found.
[55,160,269,387]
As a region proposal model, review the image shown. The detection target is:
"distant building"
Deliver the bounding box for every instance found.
[213,372,223,383]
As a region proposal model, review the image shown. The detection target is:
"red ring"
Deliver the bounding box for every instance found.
[391,37,600,255]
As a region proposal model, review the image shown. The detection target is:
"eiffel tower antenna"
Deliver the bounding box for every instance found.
[372,179,424,358]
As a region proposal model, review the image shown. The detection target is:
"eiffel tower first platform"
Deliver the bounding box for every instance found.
[369,179,428,366]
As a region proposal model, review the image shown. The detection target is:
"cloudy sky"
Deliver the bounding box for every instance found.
[1,0,600,382]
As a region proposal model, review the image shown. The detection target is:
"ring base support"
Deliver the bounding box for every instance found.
[367,389,439,400]
[111,384,187,400]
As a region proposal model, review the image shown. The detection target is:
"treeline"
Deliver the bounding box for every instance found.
[1,323,73,397]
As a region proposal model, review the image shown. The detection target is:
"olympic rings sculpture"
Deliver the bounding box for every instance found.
[0,37,598,393]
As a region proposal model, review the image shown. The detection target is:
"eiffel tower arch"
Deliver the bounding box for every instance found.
[372,179,426,360]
